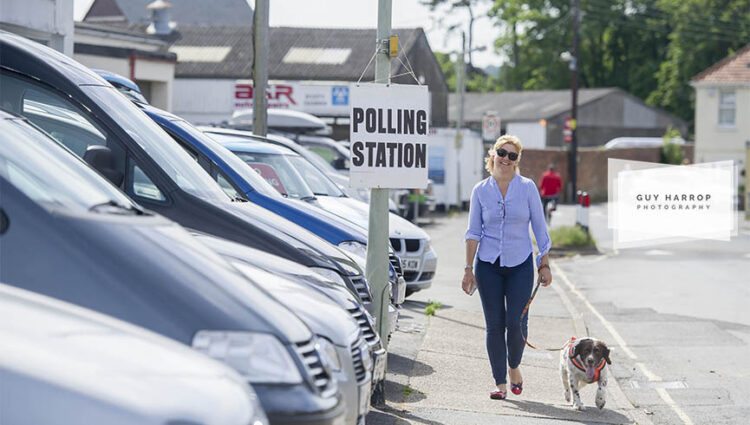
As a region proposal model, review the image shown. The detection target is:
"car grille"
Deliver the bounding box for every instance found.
[389,253,403,278]
[295,340,335,396]
[389,238,402,251]
[347,304,378,346]
[350,336,368,384]
[350,276,372,303]
[403,271,419,282]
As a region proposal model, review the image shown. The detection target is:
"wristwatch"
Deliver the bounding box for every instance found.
[464,265,473,270]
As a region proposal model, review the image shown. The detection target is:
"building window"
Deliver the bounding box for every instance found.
[718,90,736,126]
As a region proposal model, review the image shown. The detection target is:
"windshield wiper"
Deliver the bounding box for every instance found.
[300,195,317,201]
[231,196,249,203]
[89,200,143,215]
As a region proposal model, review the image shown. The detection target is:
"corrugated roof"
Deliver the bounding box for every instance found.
[449,88,618,122]
[84,0,253,27]
[172,26,424,80]
[691,44,750,84]
[268,27,422,81]
[171,25,253,78]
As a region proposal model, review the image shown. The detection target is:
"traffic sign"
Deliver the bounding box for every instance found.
[482,112,500,142]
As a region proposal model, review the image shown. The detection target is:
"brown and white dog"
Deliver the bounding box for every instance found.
[559,337,612,410]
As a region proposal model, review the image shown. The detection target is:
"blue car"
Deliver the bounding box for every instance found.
[137,103,403,305]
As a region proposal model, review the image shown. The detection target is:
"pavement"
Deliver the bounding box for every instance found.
[367,210,651,425]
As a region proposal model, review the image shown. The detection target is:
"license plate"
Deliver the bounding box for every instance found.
[401,258,420,271]
[358,381,372,415]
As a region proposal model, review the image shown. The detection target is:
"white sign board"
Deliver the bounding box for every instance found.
[349,83,430,189]
[234,80,350,116]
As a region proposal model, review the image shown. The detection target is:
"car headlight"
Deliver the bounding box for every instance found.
[338,241,367,259]
[423,239,431,252]
[310,267,346,286]
[315,336,342,372]
[192,331,303,384]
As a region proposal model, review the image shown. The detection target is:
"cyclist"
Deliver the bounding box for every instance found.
[539,164,562,223]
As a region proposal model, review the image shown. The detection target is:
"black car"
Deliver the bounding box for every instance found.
[0,109,344,425]
[0,30,372,304]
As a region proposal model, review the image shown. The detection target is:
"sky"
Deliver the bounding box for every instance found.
[73,0,504,69]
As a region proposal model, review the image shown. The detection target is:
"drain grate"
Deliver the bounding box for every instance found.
[630,380,688,389]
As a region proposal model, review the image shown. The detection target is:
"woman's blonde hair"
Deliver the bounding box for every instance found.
[485,134,523,174]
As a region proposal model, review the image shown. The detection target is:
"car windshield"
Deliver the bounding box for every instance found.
[229,150,315,200]
[0,118,135,212]
[81,86,229,203]
[172,120,280,198]
[285,155,344,197]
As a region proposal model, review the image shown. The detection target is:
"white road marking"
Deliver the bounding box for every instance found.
[644,249,673,256]
[552,263,637,360]
[552,262,695,425]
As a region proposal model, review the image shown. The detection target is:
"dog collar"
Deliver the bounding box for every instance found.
[567,337,606,381]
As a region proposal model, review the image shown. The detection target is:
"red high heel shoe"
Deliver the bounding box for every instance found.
[490,390,507,400]
[511,382,523,395]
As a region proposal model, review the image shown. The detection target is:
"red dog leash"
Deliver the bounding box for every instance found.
[519,280,567,351]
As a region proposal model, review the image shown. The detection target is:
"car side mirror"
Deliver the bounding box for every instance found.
[332,157,347,170]
[0,209,8,235]
[84,145,124,186]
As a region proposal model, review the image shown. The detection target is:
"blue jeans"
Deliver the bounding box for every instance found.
[475,253,534,385]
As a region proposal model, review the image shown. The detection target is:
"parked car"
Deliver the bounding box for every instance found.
[134,101,404,307]
[0,283,268,425]
[0,107,344,424]
[604,136,685,150]
[195,232,389,389]
[200,126,396,211]
[197,234,378,424]
[0,31,373,311]
[207,131,438,296]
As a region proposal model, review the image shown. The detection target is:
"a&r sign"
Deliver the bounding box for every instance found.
[349,83,430,189]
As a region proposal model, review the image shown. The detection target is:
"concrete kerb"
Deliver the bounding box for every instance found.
[550,259,655,425]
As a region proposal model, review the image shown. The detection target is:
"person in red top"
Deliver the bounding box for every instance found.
[539,164,562,222]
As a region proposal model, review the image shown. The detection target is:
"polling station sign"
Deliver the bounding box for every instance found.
[349,83,430,189]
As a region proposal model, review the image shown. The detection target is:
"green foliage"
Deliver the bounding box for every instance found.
[468,0,750,126]
[424,300,443,316]
[435,52,499,92]
[661,125,684,164]
[550,225,595,248]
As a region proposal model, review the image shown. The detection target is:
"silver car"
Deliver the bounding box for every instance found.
[0,283,267,425]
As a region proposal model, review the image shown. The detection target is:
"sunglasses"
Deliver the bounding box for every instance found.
[496,148,519,161]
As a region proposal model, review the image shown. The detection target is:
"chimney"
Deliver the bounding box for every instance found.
[147,0,172,35]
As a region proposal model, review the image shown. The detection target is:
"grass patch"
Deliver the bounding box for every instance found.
[550,225,596,248]
[424,300,442,317]
[401,385,414,399]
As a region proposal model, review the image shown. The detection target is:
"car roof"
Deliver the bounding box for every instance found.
[213,135,299,156]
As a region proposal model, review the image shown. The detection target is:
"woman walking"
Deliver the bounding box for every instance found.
[462,135,553,400]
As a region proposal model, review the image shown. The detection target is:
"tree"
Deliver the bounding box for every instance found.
[422,0,488,69]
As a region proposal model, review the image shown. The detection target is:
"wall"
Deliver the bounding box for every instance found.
[0,0,74,55]
[173,78,237,124]
[694,85,750,170]
[519,144,694,202]
[507,122,546,148]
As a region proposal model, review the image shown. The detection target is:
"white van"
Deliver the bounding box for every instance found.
[0,283,268,425]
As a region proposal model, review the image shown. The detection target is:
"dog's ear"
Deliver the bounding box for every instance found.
[600,342,612,365]
[573,339,590,358]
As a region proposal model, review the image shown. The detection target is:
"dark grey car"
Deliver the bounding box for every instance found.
[0,111,345,425]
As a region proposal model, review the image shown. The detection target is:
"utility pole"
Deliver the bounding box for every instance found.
[253,0,269,136]
[367,0,392,406]
[455,31,466,208]
[568,0,579,203]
